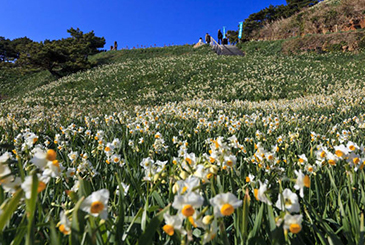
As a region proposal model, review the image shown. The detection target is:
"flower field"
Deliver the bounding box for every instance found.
[1,45,365,244]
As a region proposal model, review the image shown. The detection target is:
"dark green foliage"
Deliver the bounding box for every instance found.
[226,30,239,44]
[15,28,105,77]
[0,36,33,62]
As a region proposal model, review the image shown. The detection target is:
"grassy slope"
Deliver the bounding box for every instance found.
[1,43,365,110]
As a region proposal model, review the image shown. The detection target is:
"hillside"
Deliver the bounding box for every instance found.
[2,42,365,244]
[253,0,365,40]
[1,44,365,114]
[245,0,365,53]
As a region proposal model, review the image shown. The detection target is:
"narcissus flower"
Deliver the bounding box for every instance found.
[284,214,303,234]
[80,189,109,219]
[58,211,71,235]
[294,170,310,198]
[21,174,50,199]
[162,213,184,236]
[275,188,300,213]
[210,193,242,217]
[253,181,272,205]
[172,192,204,217]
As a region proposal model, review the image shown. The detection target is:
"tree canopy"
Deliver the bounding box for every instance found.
[1,28,105,77]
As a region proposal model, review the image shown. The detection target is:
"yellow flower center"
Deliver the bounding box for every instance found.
[207,173,213,179]
[46,149,57,161]
[254,189,259,201]
[90,201,104,214]
[38,181,46,193]
[284,198,292,206]
[59,224,70,235]
[328,159,336,166]
[181,186,188,194]
[349,145,355,151]
[304,175,310,188]
[353,157,360,165]
[289,223,302,234]
[105,147,111,152]
[182,204,195,217]
[268,155,274,161]
[52,160,60,169]
[209,157,215,163]
[163,224,174,236]
[299,158,304,163]
[335,150,344,158]
[226,160,233,167]
[33,138,38,144]
[246,177,250,183]
[220,203,234,216]
[320,151,326,158]
[308,166,313,172]
[185,158,192,165]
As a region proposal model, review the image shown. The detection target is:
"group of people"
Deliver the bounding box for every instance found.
[200,30,228,46]
[110,41,118,51]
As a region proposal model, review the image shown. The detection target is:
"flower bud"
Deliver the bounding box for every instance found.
[202,215,214,225]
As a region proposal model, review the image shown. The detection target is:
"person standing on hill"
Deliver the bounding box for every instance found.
[218,30,223,45]
[205,33,211,45]
[114,41,118,50]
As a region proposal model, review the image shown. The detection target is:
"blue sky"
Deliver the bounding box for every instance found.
[1,0,287,49]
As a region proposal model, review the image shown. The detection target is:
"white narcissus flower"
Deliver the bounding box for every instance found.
[346,141,359,152]
[0,162,13,185]
[162,213,184,236]
[203,219,218,244]
[21,174,50,199]
[184,152,196,166]
[116,182,130,196]
[333,144,348,159]
[43,159,64,177]
[298,154,307,165]
[223,155,237,169]
[111,154,121,164]
[294,170,310,198]
[2,177,21,194]
[275,188,300,213]
[80,189,109,220]
[174,176,200,195]
[210,193,242,217]
[0,152,11,163]
[31,148,57,170]
[172,192,204,217]
[284,214,303,234]
[254,181,272,205]
[66,168,76,178]
[245,173,255,183]
[194,165,212,183]
[58,211,71,235]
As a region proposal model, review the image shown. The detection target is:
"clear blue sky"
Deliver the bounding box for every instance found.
[1,0,287,49]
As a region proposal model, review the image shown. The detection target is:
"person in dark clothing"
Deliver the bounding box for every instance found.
[205,33,211,45]
[218,30,223,45]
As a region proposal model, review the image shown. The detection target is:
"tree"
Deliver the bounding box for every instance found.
[226,30,239,44]
[16,28,105,77]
